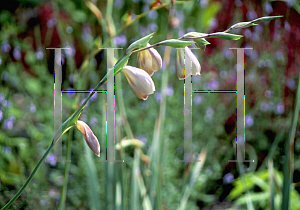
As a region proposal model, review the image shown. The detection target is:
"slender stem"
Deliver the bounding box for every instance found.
[132,41,167,53]
[236,148,254,210]
[85,1,106,30]
[116,73,134,139]
[148,2,175,208]
[179,34,211,40]
[179,20,259,40]
[133,19,249,54]
[178,25,244,41]
[58,129,72,210]
[1,19,148,207]
[1,141,54,210]
[62,74,108,132]
[281,66,300,210]
[2,5,276,208]
[1,68,108,210]
[268,160,275,210]
[1,2,188,209]
[81,1,188,72]
[105,1,117,209]
[101,1,187,49]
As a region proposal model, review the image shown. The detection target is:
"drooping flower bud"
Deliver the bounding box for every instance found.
[176,47,201,80]
[137,43,162,76]
[76,120,100,157]
[122,65,155,100]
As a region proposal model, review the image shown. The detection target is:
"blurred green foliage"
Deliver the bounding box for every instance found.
[0,0,300,209]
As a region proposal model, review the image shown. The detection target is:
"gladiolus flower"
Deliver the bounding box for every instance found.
[76,120,100,157]
[176,47,201,80]
[137,43,162,76]
[122,65,155,100]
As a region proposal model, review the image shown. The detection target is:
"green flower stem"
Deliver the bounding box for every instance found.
[132,41,168,53]
[281,66,300,210]
[80,1,187,73]
[236,149,255,210]
[58,130,72,210]
[1,141,54,210]
[133,16,282,54]
[62,74,108,132]
[84,1,106,35]
[116,74,134,139]
[3,0,130,207]
[100,1,187,49]
[133,23,241,53]
[222,22,256,33]
[148,3,175,208]
[1,73,108,210]
[2,24,162,208]
[105,1,116,209]
[2,7,281,209]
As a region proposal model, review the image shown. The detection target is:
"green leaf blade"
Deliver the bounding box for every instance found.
[183,32,208,39]
[181,32,210,49]
[251,15,283,24]
[114,53,131,75]
[230,22,258,29]
[194,38,210,50]
[209,32,243,40]
[126,32,155,54]
[159,39,194,48]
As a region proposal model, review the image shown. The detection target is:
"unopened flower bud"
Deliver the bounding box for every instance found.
[122,65,155,100]
[176,47,201,80]
[76,120,100,157]
[137,43,162,76]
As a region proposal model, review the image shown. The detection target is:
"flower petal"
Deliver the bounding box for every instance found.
[136,43,162,76]
[185,47,201,76]
[176,47,201,80]
[122,66,155,100]
[176,48,185,80]
[76,120,100,157]
[137,49,154,76]
[148,45,162,72]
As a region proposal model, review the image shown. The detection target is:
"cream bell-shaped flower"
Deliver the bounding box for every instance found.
[76,120,100,157]
[137,43,162,76]
[122,65,155,100]
[176,47,201,80]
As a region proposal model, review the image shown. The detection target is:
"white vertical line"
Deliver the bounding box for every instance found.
[54,49,63,162]
[184,48,192,162]
[107,48,114,162]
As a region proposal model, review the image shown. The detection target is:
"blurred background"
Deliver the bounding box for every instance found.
[0,0,300,209]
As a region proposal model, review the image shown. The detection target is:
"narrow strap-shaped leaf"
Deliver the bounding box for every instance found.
[126,32,155,54]
[208,32,243,40]
[251,16,283,24]
[158,39,194,48]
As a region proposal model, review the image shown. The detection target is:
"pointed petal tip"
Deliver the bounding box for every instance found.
[96,145,100,157]
[142,95,148,100]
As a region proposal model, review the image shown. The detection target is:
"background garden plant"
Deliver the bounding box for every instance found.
[0,0,299,209]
